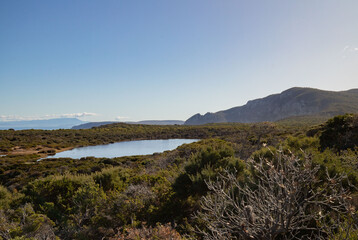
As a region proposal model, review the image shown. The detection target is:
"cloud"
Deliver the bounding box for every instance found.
[57,112,97,118]
[343,45,350,52]
[115,116,129,121]
[342,45,358,53]
[0,115,29,121]
[0,112,98,121]
[341,45,358,59]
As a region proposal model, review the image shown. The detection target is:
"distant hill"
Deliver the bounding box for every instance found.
[185,87,358,125]
[128,120,184,125]
[71,121,116,129]
[72,120,184,129]
[0,118,85,130]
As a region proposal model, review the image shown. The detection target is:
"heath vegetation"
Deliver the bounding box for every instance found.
[0,114,357,239]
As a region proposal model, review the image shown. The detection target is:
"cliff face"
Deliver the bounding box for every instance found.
[185,87,358,125]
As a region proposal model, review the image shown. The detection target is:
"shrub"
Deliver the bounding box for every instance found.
[320,114,358,152]
[0,203,57,240]
[112,223,182,240]
[23,174,104,225]
[0,185,12,209]
[197,151,358,240]
[173,140,243,198]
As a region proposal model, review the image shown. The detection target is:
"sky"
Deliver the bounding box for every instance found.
[1,0,358,122]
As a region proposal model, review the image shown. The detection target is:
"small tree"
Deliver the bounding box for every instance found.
[197,151,357,240]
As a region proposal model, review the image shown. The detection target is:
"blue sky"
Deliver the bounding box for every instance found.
[1,0,357,122]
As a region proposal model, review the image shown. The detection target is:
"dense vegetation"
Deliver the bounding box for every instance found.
[0,114,358,239]
[0,122,299,155]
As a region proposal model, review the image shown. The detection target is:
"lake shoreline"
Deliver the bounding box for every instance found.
[1,146,74,158]
[1,137,200,158]
[44,139,199,159]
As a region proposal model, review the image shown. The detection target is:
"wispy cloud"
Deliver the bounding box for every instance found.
[0,115,29,121]
[343,45,350,52]
[341,45,358,59]
[0,112,98,122]
[57,112,97,118]
[115,116,129,121]
[342,45,358,53]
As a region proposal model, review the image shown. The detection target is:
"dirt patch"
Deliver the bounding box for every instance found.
[5,146,73,158]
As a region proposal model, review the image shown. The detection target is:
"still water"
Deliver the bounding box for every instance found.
[47,139,199,159]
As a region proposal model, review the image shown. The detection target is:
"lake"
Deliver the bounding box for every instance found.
[46,139,199,159]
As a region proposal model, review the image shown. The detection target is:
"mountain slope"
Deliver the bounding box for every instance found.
[128,120,184,125]
[72,121,116,129]
[72,120,184,129]
[185,87,358,125]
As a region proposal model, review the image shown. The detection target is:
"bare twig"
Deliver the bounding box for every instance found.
[197,151,357,240]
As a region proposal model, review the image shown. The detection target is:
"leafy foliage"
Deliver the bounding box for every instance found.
[320,114,358,151]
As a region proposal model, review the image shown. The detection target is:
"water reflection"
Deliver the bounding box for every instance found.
[46,139,199,159]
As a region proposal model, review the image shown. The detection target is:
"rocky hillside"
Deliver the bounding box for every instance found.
[185,87,358,125]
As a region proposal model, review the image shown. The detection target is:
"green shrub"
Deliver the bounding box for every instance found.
[320,114,358,151]
[0,185,12,209]
[23,174,104,223]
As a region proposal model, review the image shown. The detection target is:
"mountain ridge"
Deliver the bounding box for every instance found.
[184,87,358,125]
